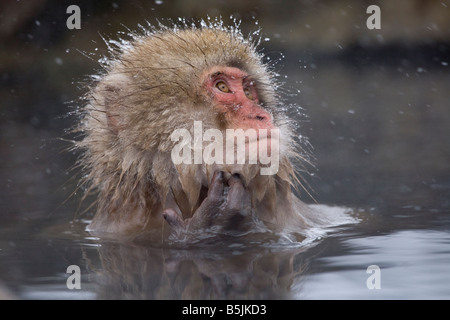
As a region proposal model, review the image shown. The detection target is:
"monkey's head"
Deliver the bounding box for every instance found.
[77,22,308,235]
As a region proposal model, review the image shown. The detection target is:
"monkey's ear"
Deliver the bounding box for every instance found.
[97,73,130,134]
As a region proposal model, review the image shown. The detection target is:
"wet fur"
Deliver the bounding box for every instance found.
[75,22,317,238]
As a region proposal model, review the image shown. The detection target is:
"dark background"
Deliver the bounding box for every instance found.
[1,0,449,229]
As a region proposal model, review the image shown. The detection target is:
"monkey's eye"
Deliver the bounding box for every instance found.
[215,81,230,93]
[244,88,254,100]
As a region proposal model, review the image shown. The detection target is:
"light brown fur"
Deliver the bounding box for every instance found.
[75,23,320,239]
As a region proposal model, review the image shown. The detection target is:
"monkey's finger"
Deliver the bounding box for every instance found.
[207,171,225,201]
[226,174,250,215]
[163,208,186,230]
[203,171,227,217]
[189,171,227,228]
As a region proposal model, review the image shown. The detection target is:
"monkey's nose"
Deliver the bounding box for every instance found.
[251,109,273,123]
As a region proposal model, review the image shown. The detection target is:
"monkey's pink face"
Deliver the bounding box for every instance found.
[197,67,281,177]
[203,67,275,132]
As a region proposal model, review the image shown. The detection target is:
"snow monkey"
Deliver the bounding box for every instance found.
[74,20,330,243]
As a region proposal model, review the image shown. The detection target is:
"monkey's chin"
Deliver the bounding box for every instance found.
[203,136,280,186]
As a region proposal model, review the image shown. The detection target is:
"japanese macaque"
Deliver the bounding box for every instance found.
[75,21,331,242]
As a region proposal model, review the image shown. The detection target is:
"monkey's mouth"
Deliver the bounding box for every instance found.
[199,131,280,186]
[244,132,279,160]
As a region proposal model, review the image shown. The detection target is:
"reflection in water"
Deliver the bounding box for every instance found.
[1,206,449,299]
[78,205,358,299]
[86,241,310,299]
[0,205,360,299]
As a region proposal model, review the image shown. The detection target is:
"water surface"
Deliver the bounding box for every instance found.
[1,201,449,299]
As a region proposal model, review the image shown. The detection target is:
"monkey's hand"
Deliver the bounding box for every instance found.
[163,171,253,241]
